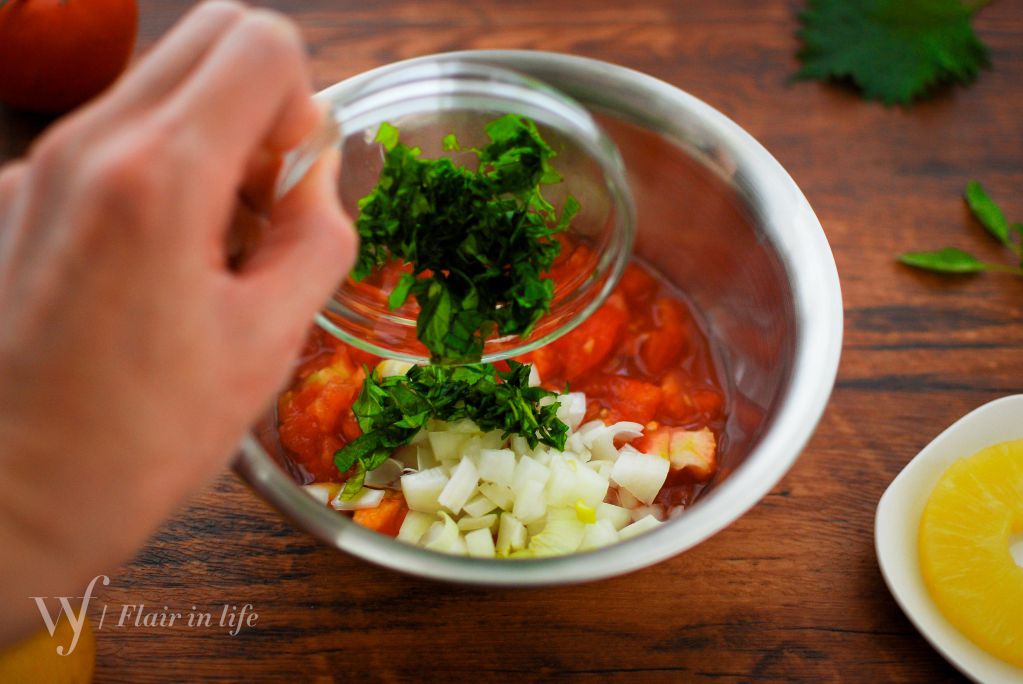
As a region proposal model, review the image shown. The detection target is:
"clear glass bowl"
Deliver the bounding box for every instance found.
[278,60,635,364]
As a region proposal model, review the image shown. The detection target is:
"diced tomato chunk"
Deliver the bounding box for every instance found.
[347,345,380,369]
[635,426,717,481]
[659,370,699,423]
[582,374,663,425]
[692,388,724,416]
[353,493,408,537]
[639,298,690,375]
[549,243,595,292]
[619,262,658,303]
[553,293,627,381]
[339,410,362,442]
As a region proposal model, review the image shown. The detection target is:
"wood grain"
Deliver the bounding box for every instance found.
[3,0,1022,681]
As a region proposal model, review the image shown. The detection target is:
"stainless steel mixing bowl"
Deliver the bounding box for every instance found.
[235,50,843,585]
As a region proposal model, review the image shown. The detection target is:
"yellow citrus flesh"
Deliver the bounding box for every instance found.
[919,439,1023,667]
[0,613,95,683]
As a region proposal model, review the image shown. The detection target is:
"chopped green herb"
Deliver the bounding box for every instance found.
[899,181,1023,277]
[795,0,992,106]
[352,114,578,363]
[334,361,569,499]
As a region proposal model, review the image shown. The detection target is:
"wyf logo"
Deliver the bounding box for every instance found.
[29,574,109,655]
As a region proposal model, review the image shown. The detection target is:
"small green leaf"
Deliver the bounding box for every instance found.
[795,0,991,105]
[340,462,366,500]
[442,133,460,151]
[375,121,400,151]
[964,181,1012,248]
[898,247,988,273]
[387,272,416,310]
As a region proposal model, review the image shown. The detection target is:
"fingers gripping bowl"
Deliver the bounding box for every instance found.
[236,51,843,585]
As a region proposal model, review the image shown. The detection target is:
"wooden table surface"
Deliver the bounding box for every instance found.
[3,1,1022,681]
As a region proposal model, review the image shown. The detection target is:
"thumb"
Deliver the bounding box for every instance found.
[238,148,357,333]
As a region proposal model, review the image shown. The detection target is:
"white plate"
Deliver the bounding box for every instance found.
[875,394,1023,683]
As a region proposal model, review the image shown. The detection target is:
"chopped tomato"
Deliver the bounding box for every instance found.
[517,345,562,386]
[692,388,724,416]
[553,293,627,381]
[339,410,362,442]
[347,345,380,369]
[635,426,717,481]
[582,374,663,424]
[549,242,595,293]
[353,493,408,536]
[639,298,690,375]
[659,370,699,423]
[619,262,658,303]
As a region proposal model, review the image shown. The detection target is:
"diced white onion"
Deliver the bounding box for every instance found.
[496,513,527,555]
[397,511,435,544]
[437,456,479,514]
[330,487,385,511]
[302,483,340,505]
[511,455,550,497]
[528,508,585,557]
[465,528,497,558]
[428,431,470,462]
[555,392,587,430]
[457,514,497,532]
[512,479,547,524]
[478,482,515,511]
[618,514,662,541]
[611,450,669,505]
[463,493,498,518]
[596,502,632,531]
[580,519,620,550]
[363,458,404,488]
[630,504,665,522]
[401,467,449,513]
[478,448,516,487]
[375,359,414,378]
[423,512,467,555]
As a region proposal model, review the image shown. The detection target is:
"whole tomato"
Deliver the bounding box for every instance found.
[0,0,138,113]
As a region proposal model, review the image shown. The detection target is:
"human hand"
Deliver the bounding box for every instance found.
[0,1,355,643]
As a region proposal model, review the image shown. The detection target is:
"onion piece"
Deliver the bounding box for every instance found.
[401,467,449,513]
[580,519,620,550]
[423,512,467,555]
[619,514,662,541]
[478,448,516,487]
[457,514,498,532]
[478,482,514,511]
[302,483,340,505]
[596,502,632,531]
[330,487,385,511]
[512,479,547,524]
[465,528,497,558]
[556,392,587,430]
[611,450,669,504]
[364,458,404,488]
[397,511,435,544]
[528,508,585,557]
[437,456,479,514]
[496,513,528,555]
[463,493,498,518]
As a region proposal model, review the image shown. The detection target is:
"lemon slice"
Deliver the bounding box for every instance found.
[918,439,1023,667]
[0,613,95,683]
